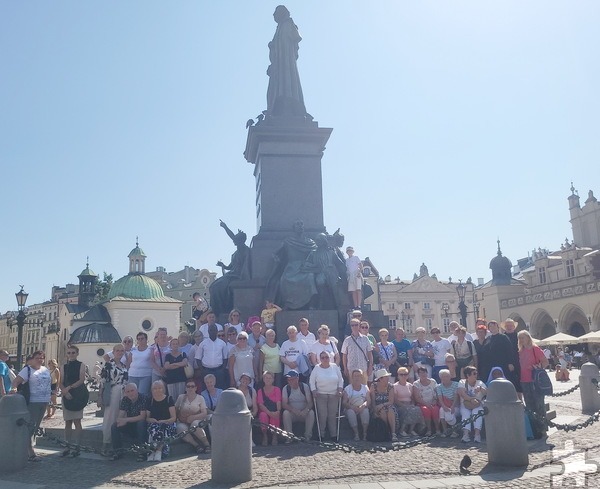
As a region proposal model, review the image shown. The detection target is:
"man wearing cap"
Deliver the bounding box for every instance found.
[345,247,363,309]
[281,370,315,442]
[344,309,363,338]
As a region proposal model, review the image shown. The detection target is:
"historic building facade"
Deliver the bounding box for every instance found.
[477,185,600,340]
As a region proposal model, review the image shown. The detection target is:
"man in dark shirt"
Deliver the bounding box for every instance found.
[110,383,147,461]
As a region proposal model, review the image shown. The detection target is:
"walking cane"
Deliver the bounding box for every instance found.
[336,394,342,442]
[313,393,322,442]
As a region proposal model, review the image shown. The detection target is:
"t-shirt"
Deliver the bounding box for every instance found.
[343,384,369,408]
[0,360,11,394]
[120,393,148,418]
[283,382,310,411]
[436,381,460,404]
[18,366,51,403]
[129,347,154,377]
[411,340,433,364]
[458,379,486,405]
[310,340,338,364]
[165,352,187,384]
[261,307,279,324]
[146,395,175,421]
[413,378,438,405]
[280,339,308,374]
[345,255,362,275]
[392,338,412,357]
[519,345,545,383]
[431,338,452,366]
[260,343,282,374]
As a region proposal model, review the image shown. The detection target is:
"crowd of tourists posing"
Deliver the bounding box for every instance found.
[2,308,549,463]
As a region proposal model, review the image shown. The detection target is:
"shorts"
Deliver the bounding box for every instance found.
[347,274,363,292]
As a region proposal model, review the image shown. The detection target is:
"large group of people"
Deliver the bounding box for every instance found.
[0,310,559,464]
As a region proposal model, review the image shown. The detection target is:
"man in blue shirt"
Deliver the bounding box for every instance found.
[0,350,12,397]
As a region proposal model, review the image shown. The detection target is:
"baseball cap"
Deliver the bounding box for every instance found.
[285,370,299,378]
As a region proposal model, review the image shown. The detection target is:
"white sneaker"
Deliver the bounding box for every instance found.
[154,450,162,461]
[461,434,470,443]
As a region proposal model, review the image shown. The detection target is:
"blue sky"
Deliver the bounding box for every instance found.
[1,2,599,312]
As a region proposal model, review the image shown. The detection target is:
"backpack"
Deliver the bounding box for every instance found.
[532,348,553,396]
[285,382,306,398]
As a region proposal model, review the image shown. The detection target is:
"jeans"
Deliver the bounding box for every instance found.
[129,376,152,397]
[111,420,147,449]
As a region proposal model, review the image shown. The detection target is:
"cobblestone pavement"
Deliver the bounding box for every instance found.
[2,372,599,489]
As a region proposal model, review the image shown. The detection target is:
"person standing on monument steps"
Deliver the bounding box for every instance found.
[345,246,363,309]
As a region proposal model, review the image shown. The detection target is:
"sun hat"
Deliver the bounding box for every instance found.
[374,368,391,381]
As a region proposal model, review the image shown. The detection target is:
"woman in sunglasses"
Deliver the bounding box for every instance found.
[175,380,211,454]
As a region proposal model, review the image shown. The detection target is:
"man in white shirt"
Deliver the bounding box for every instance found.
[195,324,228,389]
[280,326,309,379]
[297,318,316,347]
[197,312,223,337]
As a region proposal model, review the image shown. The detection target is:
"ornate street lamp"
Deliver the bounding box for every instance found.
[15,285,29,370]
[456,280,468,328]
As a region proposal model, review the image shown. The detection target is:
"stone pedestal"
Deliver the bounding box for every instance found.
[580,362,600,415]
[244,119,332,279]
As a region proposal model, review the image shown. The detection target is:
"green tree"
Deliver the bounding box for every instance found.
[95,272,113,302]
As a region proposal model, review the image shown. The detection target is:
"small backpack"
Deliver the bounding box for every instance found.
[532,348,553,396]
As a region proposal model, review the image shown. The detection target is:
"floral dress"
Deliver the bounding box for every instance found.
[373,384,399,426]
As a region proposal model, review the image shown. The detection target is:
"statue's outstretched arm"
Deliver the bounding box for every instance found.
[219,219,236,242]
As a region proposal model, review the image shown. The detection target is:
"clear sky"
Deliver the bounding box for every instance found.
[1,2,599,313]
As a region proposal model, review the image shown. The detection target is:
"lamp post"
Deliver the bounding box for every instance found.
[15,285,29,371]
[456,281,468,328]
[400,310,406,328]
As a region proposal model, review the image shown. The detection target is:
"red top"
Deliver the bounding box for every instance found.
[519,345,545,383]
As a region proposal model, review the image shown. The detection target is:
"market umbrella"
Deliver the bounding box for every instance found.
[577,330,600,344]
[537,332,579,346]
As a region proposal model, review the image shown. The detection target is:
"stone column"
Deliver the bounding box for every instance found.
[580,362,600,415]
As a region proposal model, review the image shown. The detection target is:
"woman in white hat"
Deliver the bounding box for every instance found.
[370,368,399,442]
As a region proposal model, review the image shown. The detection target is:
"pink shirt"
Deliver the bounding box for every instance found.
[519,345,545,383]
[257,386,282,406]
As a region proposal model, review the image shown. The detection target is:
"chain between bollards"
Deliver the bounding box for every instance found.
[550,383,580,397]
[252,408,488,454]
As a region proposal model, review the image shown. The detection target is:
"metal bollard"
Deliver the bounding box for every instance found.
[0,394,31,473]
[579,362,600,415]
[211,388,252,483]
[485,379,529,467]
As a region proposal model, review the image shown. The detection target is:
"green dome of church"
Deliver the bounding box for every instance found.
[107,274,164,300]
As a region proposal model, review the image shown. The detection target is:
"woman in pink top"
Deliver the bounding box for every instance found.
[393,366,424,436]
[257,371,282,446]
[518,330,549,432]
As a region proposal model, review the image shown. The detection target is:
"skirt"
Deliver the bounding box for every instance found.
[397,402,424,426]
[63,408,83,421]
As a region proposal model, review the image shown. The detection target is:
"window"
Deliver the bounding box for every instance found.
[538,267,547,284]
[405,318,413,333]
[363,267,371,276]
[389,303,396,310]
[442,318,451,333]
[425,318,433,328]
[404,303,411,310]
[566,259,575,278]
[389,319,397,328]
[363,303,371,311]
[142,319,153,331]
[423,302,431,310]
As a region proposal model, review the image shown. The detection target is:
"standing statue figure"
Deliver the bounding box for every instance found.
[209,220,251,315]
[266,5,307,117]
[265,220,317,310]
[303,233,348,310]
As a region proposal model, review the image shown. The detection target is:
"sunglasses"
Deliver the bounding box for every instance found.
[238,337,247,341]
[399,373,409,376]
[186,385,196,389]
[360,326,369,330]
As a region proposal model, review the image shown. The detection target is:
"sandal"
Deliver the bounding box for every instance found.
[203,445,211,454]
[61,449,71,457]
[196,446,206,454]
[28,455,42,462]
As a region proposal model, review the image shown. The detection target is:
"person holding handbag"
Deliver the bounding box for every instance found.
[10,350,51,462]
[341,319,373,385]
[518,330,550,433]
[451,327,477,379]
[457,365,486,443]
[375,328,397,376]
[59,345,88,457]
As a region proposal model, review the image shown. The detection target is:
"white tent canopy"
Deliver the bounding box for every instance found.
[577,330,600,344]
[537,332,579,346]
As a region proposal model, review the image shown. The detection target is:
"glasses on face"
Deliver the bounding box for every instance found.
[217,334,225,338]
[360,326,369,330]
[238,337,247,341]
[399,373,409,376]
[186,385,196,389]
[124,340,133,343]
